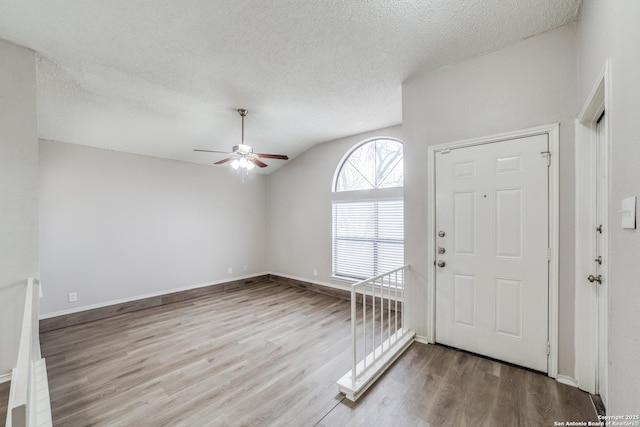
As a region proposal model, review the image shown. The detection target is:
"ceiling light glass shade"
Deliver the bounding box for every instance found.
[246,161,255,170]
[230,159,240,169]
[239,157,248,168]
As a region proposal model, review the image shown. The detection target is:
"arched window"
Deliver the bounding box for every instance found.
[332,138,404,281]
[335,138,403,192]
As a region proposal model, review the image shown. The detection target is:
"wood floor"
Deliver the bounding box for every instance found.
[319,344,598,427]
[41,281,597,426]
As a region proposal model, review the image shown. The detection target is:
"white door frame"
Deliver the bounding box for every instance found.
[426,123,560,378]
[574,60,610,397]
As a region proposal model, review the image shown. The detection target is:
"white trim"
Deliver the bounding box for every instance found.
[330,275,359,285]
[556,375,580,388]
[548,124,560,379]
[271,271,405,303]
[39,272,269,319]
[427,144,437,344]
[429,123,558,154]
[574,117,598,393]
[331,187,403,202]
[0,372,12,384]
[414,335,430,345]
[426,123,561,378]
[574,60,611,399]
[578,64,607,123]
[331,136,404,192]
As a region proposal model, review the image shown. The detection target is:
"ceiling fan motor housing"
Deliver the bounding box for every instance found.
[234,144,253,155]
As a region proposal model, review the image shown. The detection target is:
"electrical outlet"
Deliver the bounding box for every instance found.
[313,269,318,277]
[228,267,233,274]
[68,292,77,302]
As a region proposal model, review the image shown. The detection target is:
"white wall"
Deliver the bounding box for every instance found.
[402,24,578,376]
[39,140,268,315]
[577,0,640,413]
[267,126,403,287]
[0,39,38,374]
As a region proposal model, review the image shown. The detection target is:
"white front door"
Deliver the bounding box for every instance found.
[434,134,549,372]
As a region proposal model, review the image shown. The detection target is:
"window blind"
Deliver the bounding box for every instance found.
[332,200,404,281]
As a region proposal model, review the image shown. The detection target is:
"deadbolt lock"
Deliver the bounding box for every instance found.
[438,231,446,237]
[587,274,602,284]
[438,247,446,254]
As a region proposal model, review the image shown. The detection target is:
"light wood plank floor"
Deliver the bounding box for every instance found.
[41,281,597,426]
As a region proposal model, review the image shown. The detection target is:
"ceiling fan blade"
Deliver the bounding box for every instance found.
[250,158,268,168]
[255,153,289,160]
[214,157,234,165]
[194,149,231,154]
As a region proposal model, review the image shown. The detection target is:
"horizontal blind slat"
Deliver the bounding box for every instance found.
[333,199,404,280]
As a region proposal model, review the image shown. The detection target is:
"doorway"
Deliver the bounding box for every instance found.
[575,62,610,408]
[427,124,560,377]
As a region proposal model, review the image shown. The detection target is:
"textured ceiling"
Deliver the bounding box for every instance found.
[0,0,581,173]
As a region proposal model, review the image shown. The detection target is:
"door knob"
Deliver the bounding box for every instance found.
[437,260,446,268]
[587,274,602,284]
[438,231,446,237]
[438,247,446,254]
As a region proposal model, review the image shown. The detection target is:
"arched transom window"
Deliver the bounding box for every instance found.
[332,138,404,281]
[335,138,403,192]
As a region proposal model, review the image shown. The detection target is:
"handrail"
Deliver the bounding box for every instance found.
[8,278,35,426]
[6,277,44,427]
[350,265,408,289]
[338,265,414,401]
[351,265,408,389]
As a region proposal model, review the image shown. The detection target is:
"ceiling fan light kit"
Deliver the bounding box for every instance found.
[231,157,254,170]
[194,109,289,180]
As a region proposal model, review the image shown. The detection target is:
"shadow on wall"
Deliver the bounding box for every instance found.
[0,280,29,374]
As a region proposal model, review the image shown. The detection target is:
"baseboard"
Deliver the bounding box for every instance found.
[414,335,431,345]
[40,272,399,333]
[268,273,351,301]
[268,272,352,292]
[268,273,404,312]
[0,372,12,384]
[590,394,606,417]
[556,374,579,388]
[39,273,271,333]
[40,272,270,320]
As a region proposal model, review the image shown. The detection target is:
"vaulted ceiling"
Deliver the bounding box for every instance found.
[0,0,581,172]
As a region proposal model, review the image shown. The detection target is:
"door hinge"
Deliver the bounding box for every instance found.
[547,248,551,261]
[540,151,551,167]
[546,341,551,355]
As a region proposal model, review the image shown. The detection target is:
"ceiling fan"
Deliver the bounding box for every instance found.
[194,109,288,171]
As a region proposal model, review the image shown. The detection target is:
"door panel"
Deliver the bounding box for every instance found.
[495,188,523,258]
[435,134,549,372]
[495,277,523,338]
[453,274,476,327]
[453,192,476,255]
